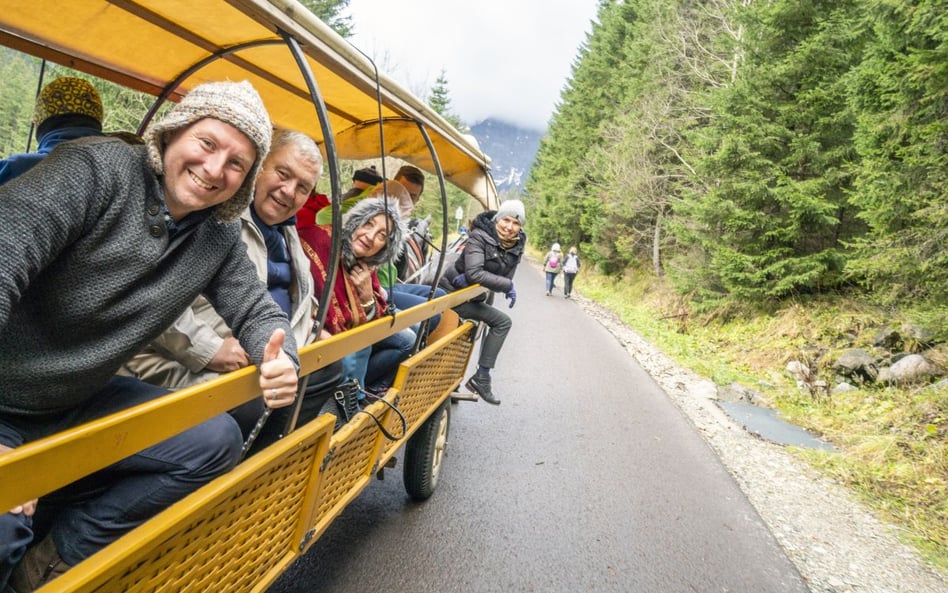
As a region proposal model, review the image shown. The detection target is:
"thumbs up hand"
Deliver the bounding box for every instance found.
[259,329,298,409]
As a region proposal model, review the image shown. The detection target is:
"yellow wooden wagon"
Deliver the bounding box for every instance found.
[0,2,498,590]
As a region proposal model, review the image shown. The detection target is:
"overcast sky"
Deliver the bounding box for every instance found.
[346,0,601,132]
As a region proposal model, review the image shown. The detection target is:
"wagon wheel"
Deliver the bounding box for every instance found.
[403,399,450,500]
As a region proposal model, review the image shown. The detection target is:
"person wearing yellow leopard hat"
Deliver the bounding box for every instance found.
[0,80,298,592]
[0,76,104,185]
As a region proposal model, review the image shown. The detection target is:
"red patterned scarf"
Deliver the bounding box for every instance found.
[297,222,385,335]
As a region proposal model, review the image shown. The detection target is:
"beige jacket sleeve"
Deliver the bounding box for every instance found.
[149,301,228,374]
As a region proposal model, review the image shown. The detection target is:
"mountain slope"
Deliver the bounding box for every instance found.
[469,118,542,193]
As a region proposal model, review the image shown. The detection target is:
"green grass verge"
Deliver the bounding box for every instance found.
[568,266,947,573]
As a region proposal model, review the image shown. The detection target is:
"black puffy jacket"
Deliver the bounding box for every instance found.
[439,210,525,297]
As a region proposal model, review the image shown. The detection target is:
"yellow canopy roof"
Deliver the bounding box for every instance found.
[0,0,498,208]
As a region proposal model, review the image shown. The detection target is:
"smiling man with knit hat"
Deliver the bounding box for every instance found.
[0,80,299,592]
[0,76,104,186]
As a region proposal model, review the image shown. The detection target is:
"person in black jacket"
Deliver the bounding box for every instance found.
[439,200,526,405]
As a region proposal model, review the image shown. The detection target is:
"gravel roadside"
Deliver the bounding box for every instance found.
[573,292,947,593]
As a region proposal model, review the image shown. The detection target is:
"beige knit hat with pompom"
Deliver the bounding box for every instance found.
[144,80,272,222]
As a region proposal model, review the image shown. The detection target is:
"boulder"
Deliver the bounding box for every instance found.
[832,382,857,394]
[834,348,878,382]
[786,360,811,383]
[902,323,936,350]
[877,354,937,385]
[873,326,901,350]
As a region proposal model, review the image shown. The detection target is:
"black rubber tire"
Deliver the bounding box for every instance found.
[403,399,450,500]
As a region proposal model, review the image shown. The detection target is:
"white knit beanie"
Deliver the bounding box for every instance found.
[144,81,272,222]
[494,199,526,225]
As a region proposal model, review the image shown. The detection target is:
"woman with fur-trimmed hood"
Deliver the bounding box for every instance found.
[297,196,409,393]
[298,196,406,333]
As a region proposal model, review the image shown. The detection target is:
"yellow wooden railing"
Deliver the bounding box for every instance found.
[0,288,484,593]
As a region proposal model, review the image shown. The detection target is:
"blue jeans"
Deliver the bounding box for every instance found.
[545,272,558,293]
[0,376,242,570]
[341,346,372,388]
[366,328,416,391]
[390,283,446,334]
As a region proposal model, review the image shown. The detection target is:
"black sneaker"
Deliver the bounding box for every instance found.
[466,373,500,405]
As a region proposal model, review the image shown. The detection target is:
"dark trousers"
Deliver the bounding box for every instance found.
[564,272,577,296]
[367,328,415,391]
[0,514,30,589]
[452,300,512,370]
[0,376,242,572]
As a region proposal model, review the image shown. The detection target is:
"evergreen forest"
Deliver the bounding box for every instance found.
[525,0,946,314]
[524,0,947,566]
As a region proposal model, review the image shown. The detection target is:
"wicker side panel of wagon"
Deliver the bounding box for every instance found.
[38,414,335,593]
[377,321,476,467]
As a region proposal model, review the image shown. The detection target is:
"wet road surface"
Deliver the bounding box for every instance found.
[268,264,809,593]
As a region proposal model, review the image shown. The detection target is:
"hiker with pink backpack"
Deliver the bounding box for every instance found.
[543,243,562,295]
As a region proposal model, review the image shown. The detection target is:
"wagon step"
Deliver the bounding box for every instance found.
[450,390,478,403]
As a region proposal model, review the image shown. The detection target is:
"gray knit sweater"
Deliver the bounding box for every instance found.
[0,137,298,417]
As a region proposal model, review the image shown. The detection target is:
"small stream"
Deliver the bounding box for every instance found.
[718,401,835,451]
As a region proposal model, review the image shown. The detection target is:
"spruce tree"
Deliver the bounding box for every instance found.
[526,0,639,257]
[428,70,466,132]
[680,0,866,301]
[299,0,353,38]
[844,0,948,304]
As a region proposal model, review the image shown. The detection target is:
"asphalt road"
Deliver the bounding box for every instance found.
[269,263,809,593]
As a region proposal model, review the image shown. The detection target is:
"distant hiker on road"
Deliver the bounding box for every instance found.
[543,242,562,295]
[562,246,581,298]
